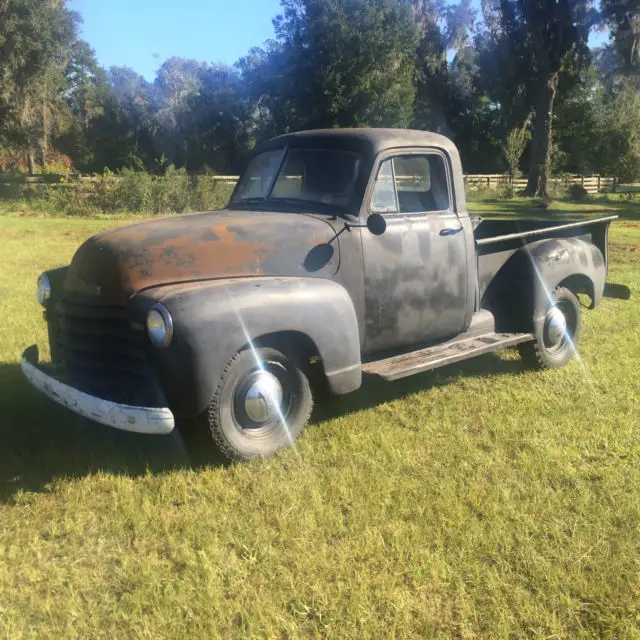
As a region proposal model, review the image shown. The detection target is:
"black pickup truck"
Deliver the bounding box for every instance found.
[23,129,625,461]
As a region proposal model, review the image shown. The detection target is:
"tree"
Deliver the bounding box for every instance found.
[2,0,636,184]
[106,66,158,169]
[480,0,597,196]
[521,0,596,196]
[237,40,301,139]
[593,76,640,180]
[0,0,78,172]
[551,64,599,175]
[411,0,476,134]
[55,40,111,169]
[239,0,419,136]
[602,0,640,73]
[503,123,530,176]
[64,40,107,132]
[152,58,206,167]
[181,64,253,173]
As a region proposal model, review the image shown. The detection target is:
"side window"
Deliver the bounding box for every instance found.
[394,154,450,213]
[369,153,450,214]
[370,159,398,213]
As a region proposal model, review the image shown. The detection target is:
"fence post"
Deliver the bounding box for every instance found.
[597,176,601,192]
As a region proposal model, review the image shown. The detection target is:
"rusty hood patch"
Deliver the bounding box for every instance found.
[66,209,340,303]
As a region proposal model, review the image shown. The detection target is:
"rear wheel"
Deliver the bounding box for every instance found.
[518,286,582,369]
[194,346,313,462]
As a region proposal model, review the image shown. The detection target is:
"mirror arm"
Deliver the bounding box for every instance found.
[342,213,386,235]
[343,214,367,229]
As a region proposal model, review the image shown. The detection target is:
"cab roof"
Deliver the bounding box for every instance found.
[257,128,457,158]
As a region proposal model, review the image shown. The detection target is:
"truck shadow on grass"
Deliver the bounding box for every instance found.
[310,352,524,425]
[0,352,525,503]
[0,363,197,504]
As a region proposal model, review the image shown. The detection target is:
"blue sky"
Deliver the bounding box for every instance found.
[69,0,609,81]
[68,0,282,80]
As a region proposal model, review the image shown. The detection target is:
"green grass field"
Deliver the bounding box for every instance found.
[1,200,639,638]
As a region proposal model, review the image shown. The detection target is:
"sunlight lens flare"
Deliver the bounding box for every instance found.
[231,296,298,450]
[521,243,591,378]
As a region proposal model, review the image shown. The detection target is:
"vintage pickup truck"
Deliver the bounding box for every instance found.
[23,129,627,461]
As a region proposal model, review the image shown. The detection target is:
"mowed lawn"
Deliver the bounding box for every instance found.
[0,202,639,638]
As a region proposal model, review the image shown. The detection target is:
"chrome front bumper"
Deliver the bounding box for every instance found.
[21,346,175,435]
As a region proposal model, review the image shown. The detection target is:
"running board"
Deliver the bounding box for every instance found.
[362,332,534,381]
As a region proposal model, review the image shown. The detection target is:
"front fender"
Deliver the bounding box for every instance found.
[140,277,362,418]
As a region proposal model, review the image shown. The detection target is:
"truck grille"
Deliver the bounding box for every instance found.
[54,296,150,381]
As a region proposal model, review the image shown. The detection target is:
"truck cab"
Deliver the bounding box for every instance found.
[23,129,621,461]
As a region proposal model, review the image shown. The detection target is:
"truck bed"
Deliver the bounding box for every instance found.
[474,215,617,300]
[473,215,618,247]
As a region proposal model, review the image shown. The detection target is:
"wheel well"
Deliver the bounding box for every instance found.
[247,331,327,392]
[247,331,321,366]
[557,274,595,308]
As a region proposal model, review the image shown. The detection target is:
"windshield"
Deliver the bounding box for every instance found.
[231,148,360,210]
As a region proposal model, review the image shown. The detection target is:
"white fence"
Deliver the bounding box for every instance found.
[463,174,618,194]
[215,174,621,194]
[0,172,622,194]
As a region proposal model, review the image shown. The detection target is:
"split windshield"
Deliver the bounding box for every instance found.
[231,147,360,210]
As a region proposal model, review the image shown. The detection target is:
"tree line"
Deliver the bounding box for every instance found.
[1,0,639,197]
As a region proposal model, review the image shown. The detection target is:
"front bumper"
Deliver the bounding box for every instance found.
[21,345,175,435]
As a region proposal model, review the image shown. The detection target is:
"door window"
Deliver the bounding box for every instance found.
[369,159,398,213]
[370,153,450,214]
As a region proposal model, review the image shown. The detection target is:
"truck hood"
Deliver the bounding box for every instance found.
[65,209,340,304]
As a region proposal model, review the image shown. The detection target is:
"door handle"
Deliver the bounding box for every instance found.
[440,226,463,236]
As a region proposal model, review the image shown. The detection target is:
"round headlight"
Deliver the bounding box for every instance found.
[146,304,173,347]
[37,273,51,307]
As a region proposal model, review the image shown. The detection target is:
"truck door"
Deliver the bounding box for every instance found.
[361,151,468,354]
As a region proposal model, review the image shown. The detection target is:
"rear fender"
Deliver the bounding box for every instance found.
[527,237,606,311]
[482,237,606,331]
[140,277,362,418]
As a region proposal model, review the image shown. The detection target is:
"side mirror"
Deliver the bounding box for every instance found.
[367,213,386,236]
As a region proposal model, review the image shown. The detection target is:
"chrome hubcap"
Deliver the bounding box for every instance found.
[546,306,567,346]
[243,371,283,424]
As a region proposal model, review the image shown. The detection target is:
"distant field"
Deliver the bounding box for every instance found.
[0,201,639,637]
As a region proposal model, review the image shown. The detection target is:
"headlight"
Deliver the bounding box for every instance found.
[146,304,173,347]
[37,273,51,307]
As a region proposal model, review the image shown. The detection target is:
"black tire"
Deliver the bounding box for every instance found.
[195,346,313,462]
[518,286,582,370]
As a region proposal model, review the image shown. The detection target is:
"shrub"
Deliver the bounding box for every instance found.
[192,174,225,211]
[115,168,153,212]
[152,165,190,214]
[92,170,122,213]
[42,153,72,176]
[568,184,589,202]
[0,168,236,217]
[548,177,570,199]
[496,179,516,199]
[47,184,95,216]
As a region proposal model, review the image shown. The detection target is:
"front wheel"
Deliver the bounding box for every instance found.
[194,346,313,462]
[518,286,582,369]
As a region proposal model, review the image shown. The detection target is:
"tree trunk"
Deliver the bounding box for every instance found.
[524,72,558,198]
[41,85,49,167]
[84,93,89,131]
[27,150,36,176]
